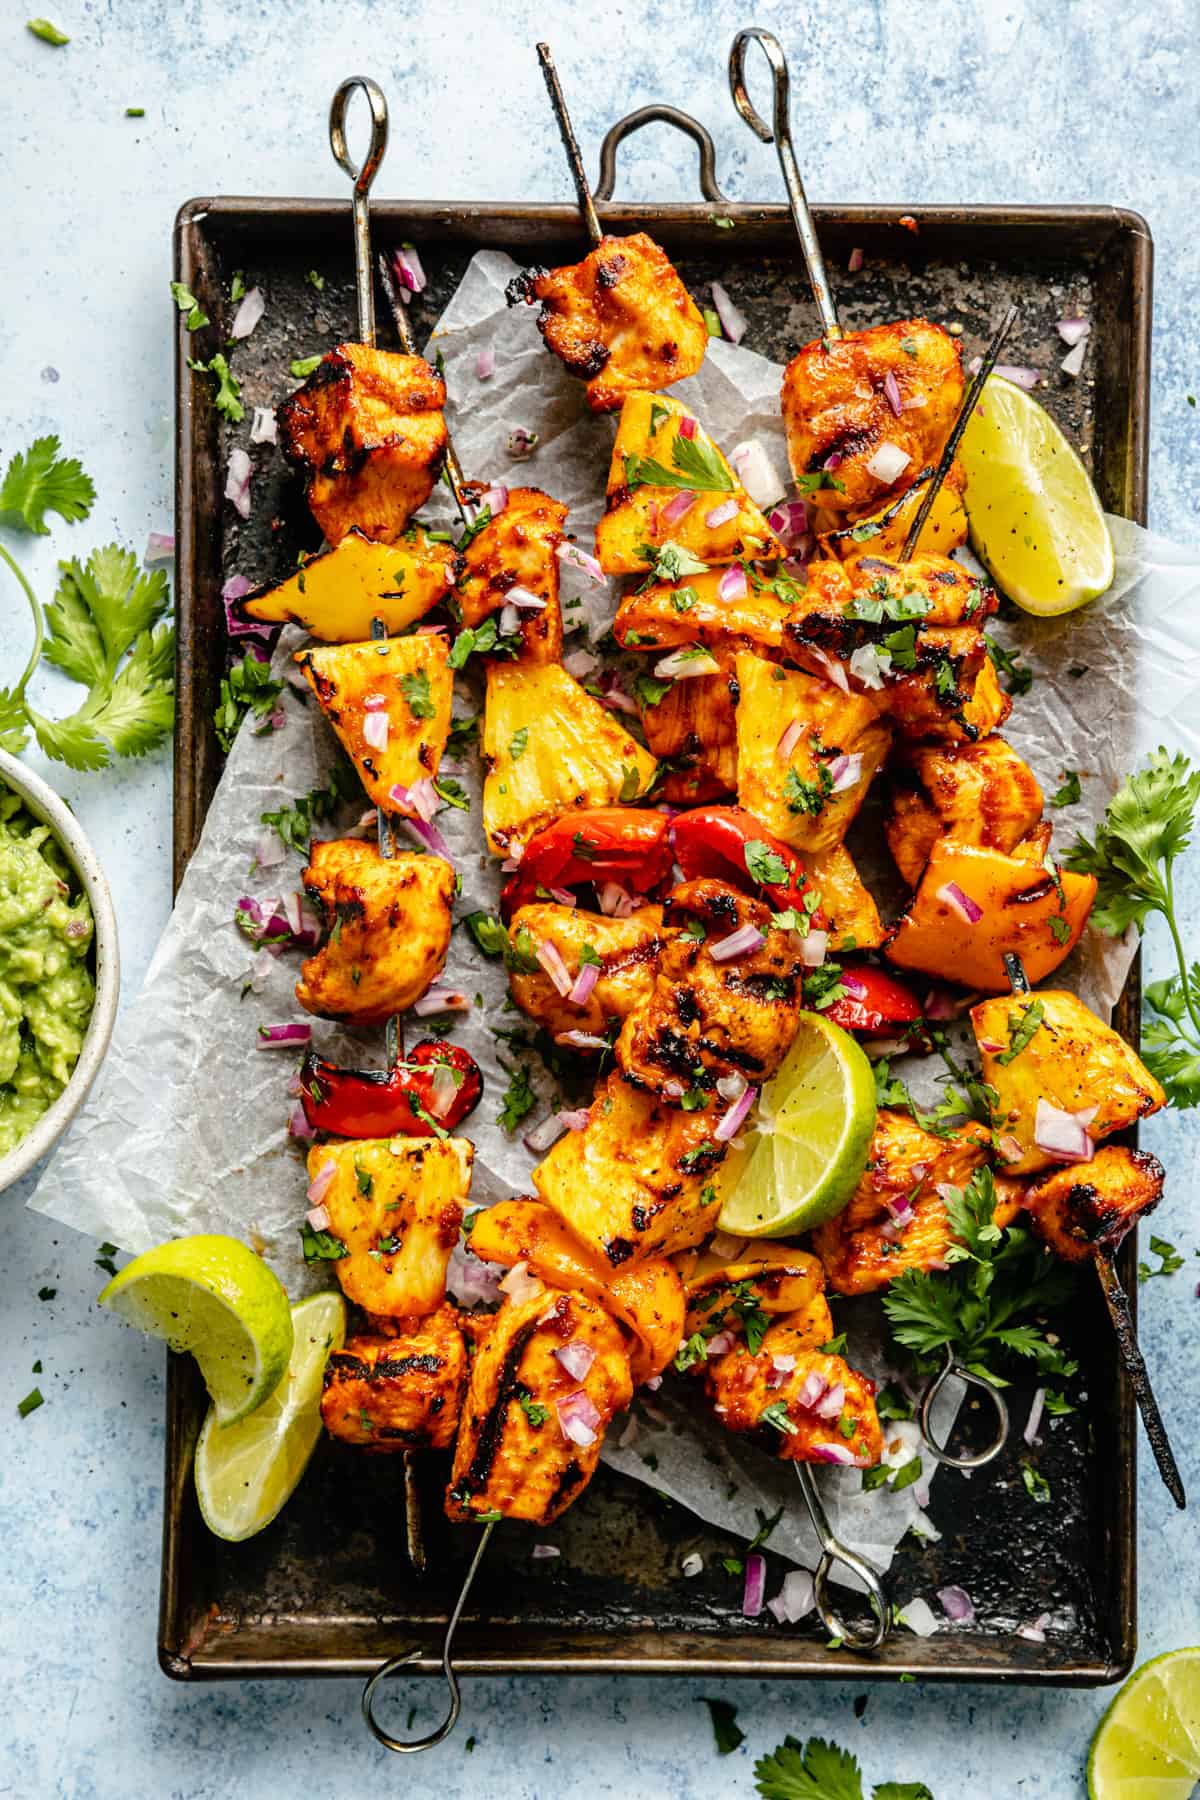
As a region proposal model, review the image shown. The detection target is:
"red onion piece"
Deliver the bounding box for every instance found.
[936,880,984,925]
[729,439,784,509]
[811,1442,857,1465]
[507,426,538,460]
[546,886,577,907]
[531,1543,560,1560]
[568,962,600,1007]
[598,882,635,918]
[1033,1098,1095,1164]
[677,414,697,440]
[252,831,286,871]
[767,499,811,549]
[799,929,828,968]
[427,1061,460,1120]
[505,585,546,610]
[654,647,720,679]
[412,986,470,1017]
[772,1353,797,1376]
[899,1597,939,1637]
[883,370,903,417]
[1017,1612,1050,1644]
[306,1160,336,1207]
[257,1022,312,1050]
[716,1072,747,1102]
[997,1133,1025,1165]
[810,647,850,693]
[718,563,748,603]
[230,285,265,339]
[524,1112,569,1154]
[397,813,454,862]
[705,498,739,529]
[661,488,696,526]
[798,1370,827,1410]
[556,1030,610,1051]
[224,447,252,519]
[829,752,863,794]
[555,1388,600,1448]
[559,1108,591,1132]
[556,542,605,585]
[776,720,804,762]
[922,986,958,1021]
[481,483,509,517]
[706,1329,737,1356]
[304,1199,329,1230]
[555,1339,596,1382]
[144,531,175,565]
[250,406,277,445]
[865,440,911,484]
[968,357,1042,391]
[709,922,767,963]
[536,938,574,997]
[1057,316,1090,348]
[742,1553,766,1617]
[499,602,520,636]
[814,1381,846,1421]
[848,246,864,272]
[1023,1387,1046,1447]
[938,1585,975,1625]
[476,347,496,381]
[362,710,389,753]
[839,972,868,999]
[1060,339,1087,379]
[710,280,747,344]
[392,243,426,294]
[599,675,638,716]
[715,1083,757,1143]
[499,1260,543,1306]
[447,1240,504,1308]
[563,647,599,680]
[767,1568,815,1624]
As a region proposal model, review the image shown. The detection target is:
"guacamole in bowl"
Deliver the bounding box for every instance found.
[0,786,97,1158]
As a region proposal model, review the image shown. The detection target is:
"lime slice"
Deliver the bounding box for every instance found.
[1088,1648,1200,1799]
[194,1291,346,1542]
[958,373,1114,616]
[98,1234,294,1425]
[716,1011,877,1237]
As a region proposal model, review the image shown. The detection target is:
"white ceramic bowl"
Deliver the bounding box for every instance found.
[0,748,120,1194]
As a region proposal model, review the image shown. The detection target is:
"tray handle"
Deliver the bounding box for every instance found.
[595,104,727,204]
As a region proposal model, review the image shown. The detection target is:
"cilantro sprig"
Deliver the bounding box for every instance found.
[625,429,733,495]
[755,1734,932,1800]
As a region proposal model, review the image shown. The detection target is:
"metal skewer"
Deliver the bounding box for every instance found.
[328,73,425,1577]
[376,253,471,515]
[729,29,841,342]
[793,1464,890,1650]
[536,42,602,247]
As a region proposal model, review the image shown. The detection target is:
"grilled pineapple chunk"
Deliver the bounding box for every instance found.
[234,527,458,641]
[306,1135,474,1317]
[532,1071,725,1266]
[482,661,658,855]
[594,392,786,575]
[457,487,566,665]
[297,839,454,1025]
[614,562,796,654]
[816,462,969,566]
[804,843,886,950]
[971,990,1166,1174]
[296,633,452,813]
[734,652,891,855]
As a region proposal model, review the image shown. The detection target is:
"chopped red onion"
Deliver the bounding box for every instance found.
[1060,339,1087,378]
[556,542,605,585]
[814,1381,846,1421]
[677,414,698,440]
[968,358,1042,391]
[476,347,496,381]
[413,986,470,1017]
[847,246,864,273]
[922,986,958,1021]
[715,1083,757,1143]
[446,1239,504,1307]
[883,370,903,417]
[397,813,454,862]
[304,1199,329,1231]
[798,1370,827,1410]
[555,1388,600,1448]
[392,243,426,294]
[425,1061,460,1121]
[555,1339,596,1382]
[559,1107,590,1132]
[536,937,574,997]
[524,1112,569,1154]
[568,962,600,1006]
[898,1597,939,1638]
[505,585,546,610]
[252,831,286,871]
[507,426,539,460]
[599,676,638,716]
[598,882,635,918]
[654,647,720,679]
[144,531,175,565]
[742,1553,767,1617]
[563,647,600,679]
[710,280,747,344]
[839,973,867,999]
[257,1022,312,1050]
[824,451,843,472]
[767,1568,815,1624]
[531,1543,560,1560]
[706,1329,737,1356]
[661,488,696,526]
[767,499,811,549]
[306,1160,336,1207]
[811,1442,856,1465]
[681,1551,704,1578]
[499,1260,543,1306]
[289,1101,316,1144]
[556,1030,610,1051]
[705,498,739,529]
[1016,1613,1050,1644]
[546,886,577,907]
[849,644,892,690]
[224,447,252,519]
[481,483,509,517]
[718,563,748,603]
[1033,1097,1095,1164]
[499,602,520,636]
[776,719,805,762]
[1057,316,1090,348]
[800,929,828,968]
[936,880,984,925]
[729,439,785,509]
[250,406,277,446]
[997,1133,1024,1165]
[362,710,389,753]
[810,648,851,693]
[865,440,911,484]
[828,753,863,794]
[230,286,265,340]
[709,922,767,962]
[938,1585,975,1625]
[716,1072,747,1102]
[1023,1387,1046,1447]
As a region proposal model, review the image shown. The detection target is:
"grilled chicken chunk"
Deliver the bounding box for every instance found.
[506,234,708,412]
[615,878,801,1097]
[482,660,658,855]
[446,1286,633,1524]
[733,652,892,856]
[296,633,453,815]
[839,1110,992,1232]
[321,1307,468,1451]
[1023,1145,1166,1262]
[594,392,785,574]
[639,641,740,798]
[235,527,459,642]
[886,737,1045,888]
[972,990,1166,1174]
[700,1307,883,1468]
[456,487,567,666]
[277,345,447,543]
[781,319,963,516]
[507,902,664,1038]
[812,1187,956,1295]
[614,562,797,656]
[532,1070,725,1266]
[804,843,886,951]
[684,1251,826,1342]
[306,1135,473,1317]
[297,839,454,1025]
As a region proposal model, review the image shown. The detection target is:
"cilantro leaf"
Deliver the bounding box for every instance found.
[625,428,733,494]
[744,839,789,886]
[984,634,1033,696]
[28,708,109,771]
[189,352,244,421]
[261,766,350,852]
[46,547,169,678]
[701,1697,745,1757]
[874,1788,934,1800]
[0,687,30,754]
[169,280,209,331]
[755,1734,864,1800]
[214,651,284,753]
[0,436,95,534]
[1050,769,1081,808]
[996,1000,1044,1066]
[27,18,69,43]
[400,669,435,720]
[497,1062,536,1132]
[637,539,709,583]
[290,354,324,380]
[635,673,673,710]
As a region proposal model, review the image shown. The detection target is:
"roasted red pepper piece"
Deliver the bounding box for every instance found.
[820,963,924,1037]
[299,1039,483,1138]
[500,806,674,919]
[671,805,824,922]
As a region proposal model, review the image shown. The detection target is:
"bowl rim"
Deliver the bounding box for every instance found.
[0,748,121,1193]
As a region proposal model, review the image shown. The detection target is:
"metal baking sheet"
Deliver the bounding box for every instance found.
[164,150,1152,1685]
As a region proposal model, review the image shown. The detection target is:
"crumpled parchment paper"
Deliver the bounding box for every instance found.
[30,248,1197,1583]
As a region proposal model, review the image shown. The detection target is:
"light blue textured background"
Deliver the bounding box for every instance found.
[2,3,1199,1795]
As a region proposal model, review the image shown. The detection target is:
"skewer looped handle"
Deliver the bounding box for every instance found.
[595,104,727,204]
[329,76,389,347]
[728,29,840,341]
[792,1464,890,1651]
[361,1520,495,1753]
[918,1347,1009,1469]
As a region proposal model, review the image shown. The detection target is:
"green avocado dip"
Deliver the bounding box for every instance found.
[0,783,95,1159]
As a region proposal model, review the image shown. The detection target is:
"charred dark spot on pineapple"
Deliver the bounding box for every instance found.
[605,1236,635,1266]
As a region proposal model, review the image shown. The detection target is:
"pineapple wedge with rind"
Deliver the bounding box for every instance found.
[595,391,786,575]
[481,661,658,855]
[235,528,459,642]
[296,633,453,813]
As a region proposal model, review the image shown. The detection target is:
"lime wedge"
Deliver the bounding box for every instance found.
[1088,1648,1200,1799]
[716,1011,877,1237]
[98,1234,294,1425]
[958,373,1114,616]
[194,1291,346,1542]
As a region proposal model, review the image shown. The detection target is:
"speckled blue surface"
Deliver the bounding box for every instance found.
[2,3,1199,1794]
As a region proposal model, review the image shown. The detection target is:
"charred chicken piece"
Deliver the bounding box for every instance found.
[446,1286,633,1524]
[1023,1144,1166,1263]
[506,234,708,413]
[321,1306,469,1451]
[456,486,567,665]
[886,737,1045,888]
[297,839,454,1026]
[277,345,447,544]
[615,878,802,1098]
[839,1111,992,1232]
[781,319,964,516]
[507,902,665,1039]
[296,632,453,815]
[532,1069,725,1266]
[306,1135,473,1317]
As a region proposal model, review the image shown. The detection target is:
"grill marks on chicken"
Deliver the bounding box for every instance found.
[296,839,454,1025]
[456,486,567,665]
[506,234,708,413]
[507,902,665,1038]
[782,319,963,516]
[1024,1145,1166,1263]
[277,345,447,544]
[886,737,1045,887]
[321,1306,469,1450]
